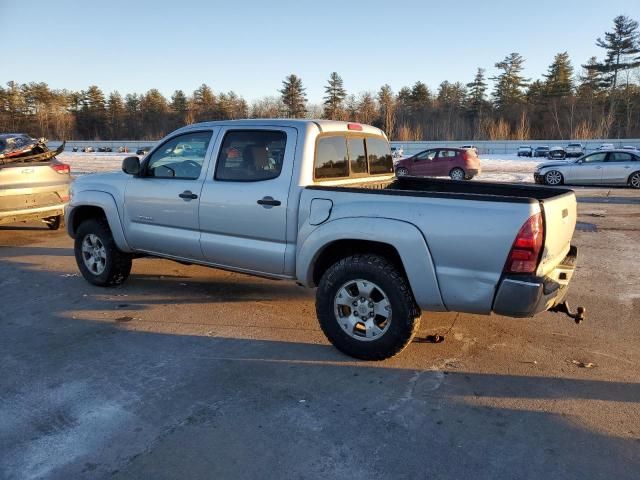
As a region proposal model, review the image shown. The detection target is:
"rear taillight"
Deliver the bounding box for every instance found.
[504,212,544,274]
[461,150,469,161]
[51,163,70,174]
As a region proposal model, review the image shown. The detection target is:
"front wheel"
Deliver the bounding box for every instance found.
[449,168,465,181]
[74,219,132,286]
[629,171,640,189]
[544,170,564,186]
[316,254,421,360]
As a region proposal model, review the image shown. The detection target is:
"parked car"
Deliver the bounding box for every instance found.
[621,145,638,151]
[534,150,640,188]
[98,146,113,152]
[565,143,585,158]
[534,146,550,158]
[136,146,152,156]
[66,119,582,360]
[72,146,78,152]
[394,147,481,180]
[118,146,128,153]
[517,145,533,157]
[0,141,70,229]
[548,146,567,159]
[81,146,95,153]
[598,143,615,150]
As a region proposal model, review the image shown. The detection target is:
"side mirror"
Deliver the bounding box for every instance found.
[122,156,141,175]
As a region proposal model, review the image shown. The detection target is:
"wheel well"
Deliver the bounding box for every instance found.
[312,239,407,286]
[629,170,640,184]
[70,206,107,236]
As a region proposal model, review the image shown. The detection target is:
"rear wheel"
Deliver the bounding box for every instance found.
[449,168,465,181]
[74,219,132,286]
[629,171,640,189]
[395,167,409,177]
[316,254,421,360]
[544,170,563,186]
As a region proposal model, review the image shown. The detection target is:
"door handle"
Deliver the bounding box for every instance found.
[257,196,281,207]
[179,191,198,200]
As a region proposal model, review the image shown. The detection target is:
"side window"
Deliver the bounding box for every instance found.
[416,150,436,161]
[366,137,393,174]
[582,153,607,163]
[608,152,633,162]
[348,138,367,175]
[438,150,457,158]
[145,131,212,179]
[215,130,286,182]
[315,136,349,179]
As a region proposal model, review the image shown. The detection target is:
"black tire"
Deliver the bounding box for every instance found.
[449,167,466,181]
[316,254,421,360]
[629,171,640,189]
[44,215,63,230]
[74,218,132,287]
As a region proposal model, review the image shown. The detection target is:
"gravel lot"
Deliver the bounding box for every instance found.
[1,186,639,480]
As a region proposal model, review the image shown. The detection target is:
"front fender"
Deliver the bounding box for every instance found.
[65,190,132,252]
[297,217,446,311]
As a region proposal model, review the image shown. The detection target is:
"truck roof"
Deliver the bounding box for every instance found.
[174,119,387,138]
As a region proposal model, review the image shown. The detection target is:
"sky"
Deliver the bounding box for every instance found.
[2,0,639,103]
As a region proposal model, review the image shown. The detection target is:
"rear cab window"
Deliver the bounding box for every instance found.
[314,135,393,180]
[215,130,287,182]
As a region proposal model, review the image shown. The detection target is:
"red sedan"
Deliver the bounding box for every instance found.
[394,147,481,180]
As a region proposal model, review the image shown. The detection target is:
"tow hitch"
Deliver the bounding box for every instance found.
[550,301,585,324]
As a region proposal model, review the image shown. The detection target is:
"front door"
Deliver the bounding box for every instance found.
[568,152,607,184]
[412,149,437,176]
[123,130,215,260]
[198,127,296,275]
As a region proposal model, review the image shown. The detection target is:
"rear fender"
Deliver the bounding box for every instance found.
[297,217,445,311]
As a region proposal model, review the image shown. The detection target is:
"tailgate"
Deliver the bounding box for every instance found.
[0,162,70,209]
[538,191,577,276]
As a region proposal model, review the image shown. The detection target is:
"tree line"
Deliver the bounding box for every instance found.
[1,15,639,141]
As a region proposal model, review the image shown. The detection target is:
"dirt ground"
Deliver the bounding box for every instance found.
[1,186,639,479]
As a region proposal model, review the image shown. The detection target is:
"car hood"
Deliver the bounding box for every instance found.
[536,160,573,169]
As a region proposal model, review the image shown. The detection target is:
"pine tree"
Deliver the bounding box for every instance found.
[106,92,125,139]
[140,89,169,138]
[584,15,640,91]
[323,72,347,120]
[170,90,189,128]
[409,81,431,113]
[544,52,574,97]
[124,93,142,139]
[490,52,529,109]
[192,84,216,121]
[466,68,488,117]
[279,74,307,118]
[377,84,396,137]
[357,92,377,124]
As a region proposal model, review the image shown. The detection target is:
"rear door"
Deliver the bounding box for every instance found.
[198,127,296,275]
[602,151,637,184]
[569,152,607,184]
[123,130,216,260]
[434,149,458,176]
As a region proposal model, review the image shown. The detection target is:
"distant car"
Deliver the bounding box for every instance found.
[72,146,78,152]
[460,144,479,154]
[565,143,584,158]
[81,146,95,153]
[97,146,113,152]
[394,147,481,180]
[598,143,615,151]
[517,145,533,157]
[534,146,550,158]
[534,150,640,188]
[118,146,128,153]
[136,146,152,156]
[621,145,638,151]
[548,147,567,159]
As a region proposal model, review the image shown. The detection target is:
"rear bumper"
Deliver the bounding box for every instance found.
[0,204,66,226]
[466,168,481,177]
[492,245,577,318]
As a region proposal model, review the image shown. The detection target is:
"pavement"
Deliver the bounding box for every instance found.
[0,187,639,479]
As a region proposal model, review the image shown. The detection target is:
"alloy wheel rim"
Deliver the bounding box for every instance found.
[546,171,562,185]
[396,168,408,176]
[631,173,640,188]
[451,169,464,180]
[333,279,392,342]
[81,234,107,275]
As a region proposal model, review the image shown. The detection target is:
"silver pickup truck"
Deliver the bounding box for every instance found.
[66,120,582,360]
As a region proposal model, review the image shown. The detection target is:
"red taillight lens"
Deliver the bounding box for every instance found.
[51,163,70,174]
[504,213,544,273]
[347,123,363,131]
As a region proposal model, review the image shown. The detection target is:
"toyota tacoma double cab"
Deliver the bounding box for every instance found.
[66,120,583,360]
